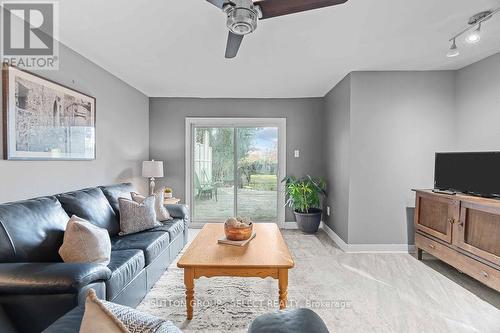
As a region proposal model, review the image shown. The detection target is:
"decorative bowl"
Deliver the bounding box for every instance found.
[224,222,253,241]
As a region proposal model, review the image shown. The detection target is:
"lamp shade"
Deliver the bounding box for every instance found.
[142,160,164,178]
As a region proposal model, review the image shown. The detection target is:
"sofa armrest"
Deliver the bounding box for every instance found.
[0,263,111,295]
[165,204,189,221]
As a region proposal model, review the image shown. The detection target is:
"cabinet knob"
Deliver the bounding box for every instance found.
[481,271,489,278]
[448,218,455,224]
[428,244,435,249]
[458,222,464,227]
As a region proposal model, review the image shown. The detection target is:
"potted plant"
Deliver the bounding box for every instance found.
[163,187,173,199]
[282,175,327,234]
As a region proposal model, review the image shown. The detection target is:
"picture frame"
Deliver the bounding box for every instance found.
[2,63,96,160]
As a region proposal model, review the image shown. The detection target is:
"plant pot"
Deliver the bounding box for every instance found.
[293,208,322,234]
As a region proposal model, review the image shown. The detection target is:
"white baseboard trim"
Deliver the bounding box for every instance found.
[319,222,348,251]
[319,222,414,254]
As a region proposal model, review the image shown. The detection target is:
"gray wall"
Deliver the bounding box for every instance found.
[348,71,456,244]
[0,44,150,203]
[323,74,351,242]
[456,52,500,151]
[322,71,456,245]
[149,97,324,221]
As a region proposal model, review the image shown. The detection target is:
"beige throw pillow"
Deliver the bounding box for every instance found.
[80,289,129,333]
[118,196,160,236]
[80,289,181,333]
[131,190,172,222]
[58,215,111,265]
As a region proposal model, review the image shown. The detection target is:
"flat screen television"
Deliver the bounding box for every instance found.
[434,152,500,198]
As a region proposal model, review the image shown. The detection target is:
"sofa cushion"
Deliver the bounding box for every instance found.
[111,232,170,265]
[41,305,85,333]
[145,219,184,241]
[0,196,69,262]
[164,204,189,220]
[106,250,145,301]
[0,263,111,294]
[99,183,134,216]
[57,188,120,236]
[164,204,190,232]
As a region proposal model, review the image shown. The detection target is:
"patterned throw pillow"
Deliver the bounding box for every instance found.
[80,289,181,333]
[118,196,160,236]
[131,190,172,222]
[59,215,111,265]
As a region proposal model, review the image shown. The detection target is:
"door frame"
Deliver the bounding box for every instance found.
[185,117,286,228]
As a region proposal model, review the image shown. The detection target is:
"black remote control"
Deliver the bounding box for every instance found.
[432,189,456,195]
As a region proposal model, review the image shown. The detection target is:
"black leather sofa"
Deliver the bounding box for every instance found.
[0,183,189,333]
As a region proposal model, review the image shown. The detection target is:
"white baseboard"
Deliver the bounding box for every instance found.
[319,222,348,251]
[319,222,414,254]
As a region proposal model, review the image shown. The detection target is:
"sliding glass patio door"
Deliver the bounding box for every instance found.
[193,127,235,221]
[186,118,285,226]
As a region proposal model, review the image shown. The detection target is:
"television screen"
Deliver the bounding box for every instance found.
[434,152,500,198]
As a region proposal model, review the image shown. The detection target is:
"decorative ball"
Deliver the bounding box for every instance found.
[224,217,253,241]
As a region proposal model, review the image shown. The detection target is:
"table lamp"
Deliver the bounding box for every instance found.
[142,160,164,195]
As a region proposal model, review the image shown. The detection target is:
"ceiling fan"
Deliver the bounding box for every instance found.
[206,0,348,58]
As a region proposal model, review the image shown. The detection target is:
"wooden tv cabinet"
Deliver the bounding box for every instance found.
[413,190,500,291]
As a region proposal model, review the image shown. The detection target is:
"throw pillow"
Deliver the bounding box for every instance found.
[131,191,146,203]
[153,189,173,222]
[131,190,172,222]
[81,289,182,333]
[58,215,111,265]
[80,289,128,333]
[118,196,160,235]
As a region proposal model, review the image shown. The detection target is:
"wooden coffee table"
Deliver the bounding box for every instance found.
[177,223,294,320]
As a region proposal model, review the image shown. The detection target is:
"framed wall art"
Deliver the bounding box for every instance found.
[2,63,96,160]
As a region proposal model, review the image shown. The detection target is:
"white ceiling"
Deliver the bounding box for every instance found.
[58,0,500,98]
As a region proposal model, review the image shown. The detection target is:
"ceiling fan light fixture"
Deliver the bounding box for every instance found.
[207,0,350,58]
[446,39,459,58]
[225,1,260,36]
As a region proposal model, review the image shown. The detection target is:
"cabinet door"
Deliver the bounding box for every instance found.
[414,193,458,243]
[455,201,500,266]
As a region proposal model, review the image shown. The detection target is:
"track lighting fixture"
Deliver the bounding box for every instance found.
[446,39,459,58]
[446,8,499,58]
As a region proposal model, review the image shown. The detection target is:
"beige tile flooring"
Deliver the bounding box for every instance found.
[140,228,500,332]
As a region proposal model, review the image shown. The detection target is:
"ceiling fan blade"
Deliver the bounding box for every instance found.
[256,0,348,19]
[206,0,226,9]
[225,32,244,59]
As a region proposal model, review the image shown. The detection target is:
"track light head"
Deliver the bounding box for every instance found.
[447,39,459,58]
[465,23,481,44]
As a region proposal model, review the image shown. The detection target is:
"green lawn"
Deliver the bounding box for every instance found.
[248,174,277,191]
